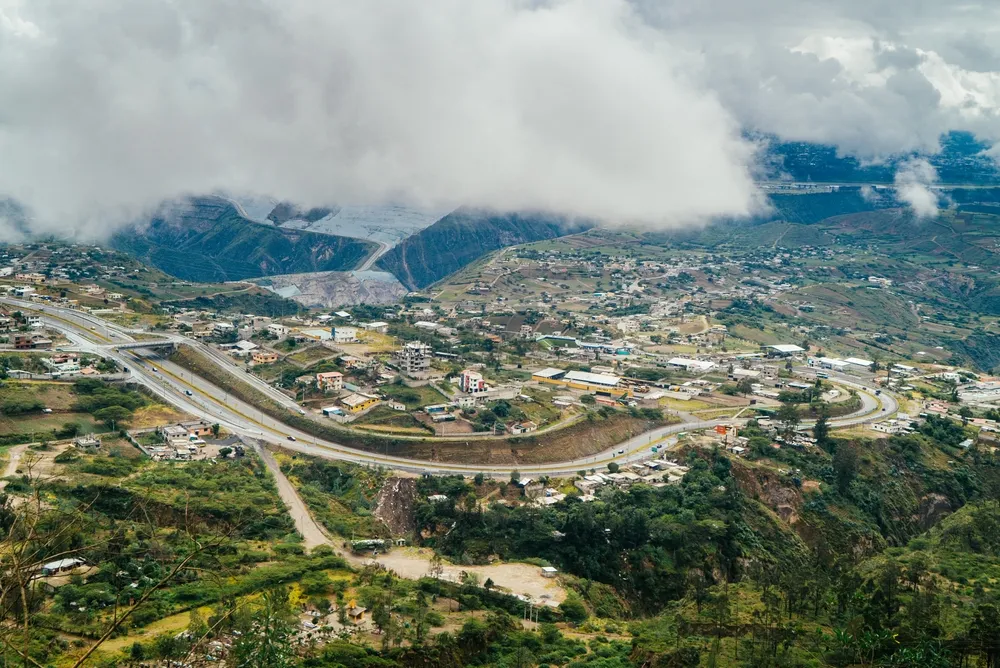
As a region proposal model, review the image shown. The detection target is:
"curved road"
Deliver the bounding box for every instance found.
[3,298,899,477]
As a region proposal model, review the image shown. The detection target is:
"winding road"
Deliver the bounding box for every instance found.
[2,298,900,477]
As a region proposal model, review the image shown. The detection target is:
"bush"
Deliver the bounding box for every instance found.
[560,597,588,623]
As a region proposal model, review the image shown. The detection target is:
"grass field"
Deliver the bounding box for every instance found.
[379,383,449,409]
[355,406,433,434]
[287,345,337,365]
[658,397,714,411]
[0,413,104,436]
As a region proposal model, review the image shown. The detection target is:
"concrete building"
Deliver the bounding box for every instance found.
[251,350,279,365]
[331,326,358,344]
[394,341,432,376]
[267,323,289,337]
[360,321,389,333]
[458,369,487,394]
[316,371,344,392]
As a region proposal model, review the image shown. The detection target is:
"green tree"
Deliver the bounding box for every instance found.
[833,443,860,495]
[776,402,800,435]
[735,377,754,396]
[232,588,294,668]
[559,596,588,623]
[813,414,831,449]
[93,405,132,429]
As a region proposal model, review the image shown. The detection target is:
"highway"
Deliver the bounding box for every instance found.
[3,298,901,477]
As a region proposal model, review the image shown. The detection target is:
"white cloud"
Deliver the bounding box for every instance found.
[0,0,758,238]
[894,158,940,218]
[2,0,1000,241]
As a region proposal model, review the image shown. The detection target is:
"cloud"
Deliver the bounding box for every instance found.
[3,0,1000,241]
[641,0,1000,158]
[0,0,759,239]
[894,158,940,218]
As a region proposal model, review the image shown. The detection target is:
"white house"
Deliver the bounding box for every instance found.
[332,326,358,344]
[267,323,290,337]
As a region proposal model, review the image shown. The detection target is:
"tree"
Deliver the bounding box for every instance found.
[580,394,596,405]
[607,462,620,473]
[559,596,588,623]
[776,402,800,435]
[509,470,520,485]
[211,423,221,438]
[959,406,973,424]
[232,588,294,668]
[833,443,859,495]
[735,377,754,396]
[813,414,831,449]
[93,405,132,429]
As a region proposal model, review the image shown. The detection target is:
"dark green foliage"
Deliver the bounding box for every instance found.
[417,452,806,614]
[378,208,594,289]
[72,379,146,412]
[161,292,302,318]
[111,196,375,282]
[918,414,968,448]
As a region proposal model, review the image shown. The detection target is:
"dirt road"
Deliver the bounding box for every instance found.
[0,443,29,489]
[257,442,566,605]
[252,441,331,550]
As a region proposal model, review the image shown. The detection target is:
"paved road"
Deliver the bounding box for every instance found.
[357,239,391,272]
[3,298,900,476]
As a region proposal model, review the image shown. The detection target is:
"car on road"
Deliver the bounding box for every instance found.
[617,448,625,454]
[287,435,296,441]
[185,390,193,396]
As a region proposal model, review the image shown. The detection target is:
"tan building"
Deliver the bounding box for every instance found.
[316,371,344,392]
[251,351,279,365]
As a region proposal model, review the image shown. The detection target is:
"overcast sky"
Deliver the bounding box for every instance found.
[1,0,999,237]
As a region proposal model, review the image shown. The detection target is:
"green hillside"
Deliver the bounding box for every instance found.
[376,208,593,289]
[111,197,375,282]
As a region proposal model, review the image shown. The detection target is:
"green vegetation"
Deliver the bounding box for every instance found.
[111,196,376,282]
[378,208,593,289]
[161,292,304,318]
[279,455,388,537]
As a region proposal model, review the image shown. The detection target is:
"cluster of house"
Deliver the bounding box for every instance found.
[133,420,219,461]
[40,352,104,377]
[572,459,690,498]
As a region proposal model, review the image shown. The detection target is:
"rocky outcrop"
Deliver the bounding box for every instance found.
[253,270,408,308]
[916,493,953,530]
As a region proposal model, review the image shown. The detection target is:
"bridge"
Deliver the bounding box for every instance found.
[114,340,179,352]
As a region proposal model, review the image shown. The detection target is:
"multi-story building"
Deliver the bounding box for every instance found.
[394,342,432,377]
[316,371,344,392]
[251,350,279,365]
[458,369,487,394]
